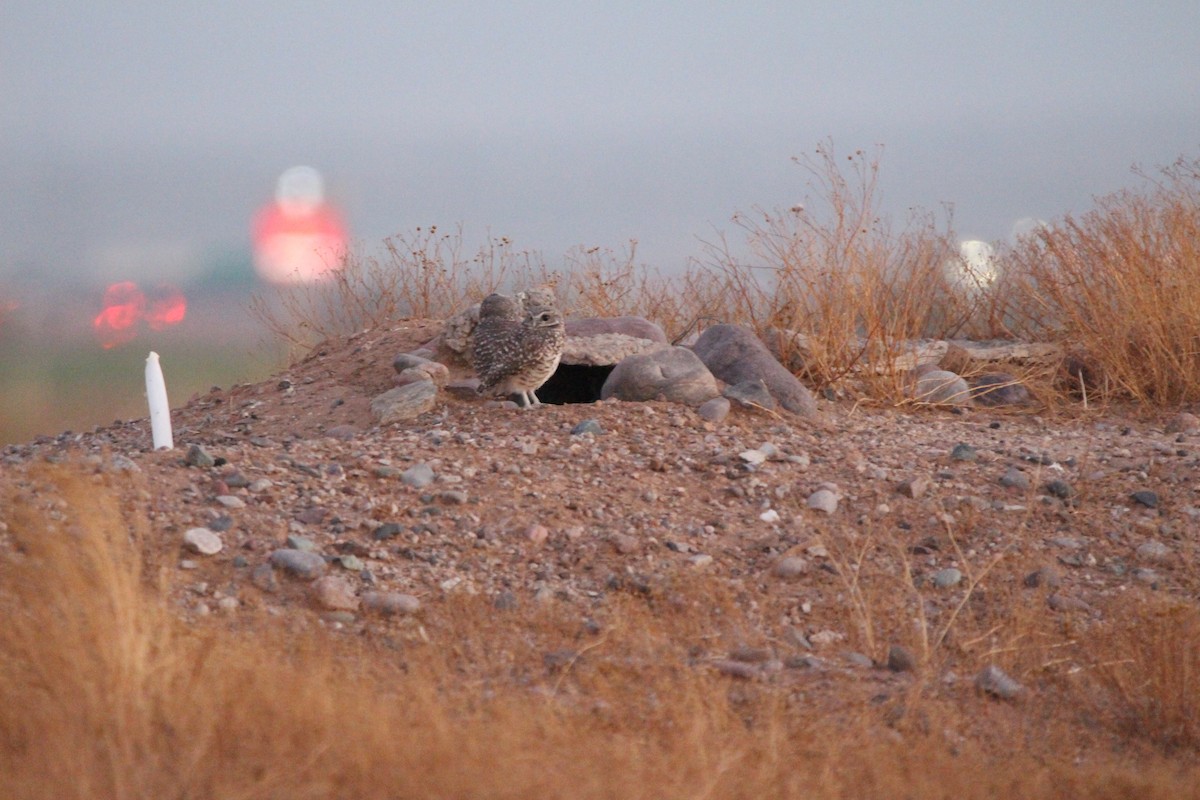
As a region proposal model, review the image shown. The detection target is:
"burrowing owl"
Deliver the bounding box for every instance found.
[472,293,565,408]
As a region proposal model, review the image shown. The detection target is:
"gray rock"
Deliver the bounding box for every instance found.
[970,372,1032,407]
[1165,412,1200,434]
[371,380,438,424]
[268,549,328,581]
[565,316,668,343]
[908,369,972,407]
[392,352,435,373]
[711,659,760,680]
[696,396,731,423]
[806,488,839,514]
[323,424,358,441]
[561,333,668,367]
[1043,479,1076,500]
[312,575,360,611]
[1131,490,1159,509]
[361,591,421,615]
[772,556,809,579]
[886,645,916,673]
[285,534,318,552]
[1047,593,1092,613]
[183,527,223,556]
[897,476,930,499]
[184,444,216,468]
[1023,566,1062,589]
[401,463,435,489]
[1136,540,1171,562]
[723,379,778,411]
[251,563,279,592]
[1000,467,1031,490]
[932,568,963,588]
[950,443,977,462]
[571,419,605,436]
[215,495,245,509]
[691,324,818,418]
[975,664,1023,700]
[600,346,719,406]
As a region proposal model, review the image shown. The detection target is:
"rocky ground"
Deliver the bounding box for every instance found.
[2,318,1198,704]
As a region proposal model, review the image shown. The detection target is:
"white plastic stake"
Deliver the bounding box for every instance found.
[145,351,174,450]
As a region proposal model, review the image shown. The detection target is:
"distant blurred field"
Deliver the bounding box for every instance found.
[0,290,280,445]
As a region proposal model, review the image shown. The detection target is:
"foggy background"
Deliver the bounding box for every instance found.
[4,2,1199,286]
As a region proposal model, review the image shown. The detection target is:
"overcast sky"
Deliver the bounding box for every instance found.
[2,2,1198,285]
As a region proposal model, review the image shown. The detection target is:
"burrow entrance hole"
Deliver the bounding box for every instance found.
[534,363,614,405]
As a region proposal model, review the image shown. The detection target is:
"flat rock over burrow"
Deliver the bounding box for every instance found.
[691,324,818,418]
[565,316,668,344]
[600,346,719,406]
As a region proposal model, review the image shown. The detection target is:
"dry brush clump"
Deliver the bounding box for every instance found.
[1002,156,1200,406]
[4,466,1198,797]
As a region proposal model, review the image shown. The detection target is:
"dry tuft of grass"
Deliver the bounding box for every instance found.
[1003,156,1200,405]
[3,467,1198,797]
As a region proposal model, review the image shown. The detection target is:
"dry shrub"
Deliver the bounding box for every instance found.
[1002,156,1200,404]
[1071,596,1200,754]
[699,141,1017,399]
[3,467,1195,797]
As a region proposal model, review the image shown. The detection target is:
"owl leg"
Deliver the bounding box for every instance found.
[527,390,542,407]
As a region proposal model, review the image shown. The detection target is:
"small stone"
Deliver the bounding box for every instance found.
[1023,567,1062,589]
[439,490,469,505]
[286,535,318,552]
[248,478,274,492]
[1132,568,1161,585]
[688,553,713,568]
[611,534,639,554]
[493,591,519,611]
[372,522,403,541]
[950,443,977,462]
[571,419,605,436]
[975,664,1023,700]
[897,476,930,499]
[739,449,767,466]
[392,352,433,373]
[806,488,838,514]
[1165,412,1200,434]
[312,575,359,611]
[886,645,916,673]
[1043,479,1076,500]
[269,549,328,581]
[844,652,874,669]
[723,379,777,411]
[999,467,1030,490]
[526,524,549,544]
[1047,594,1092,613]
[711,659,759,680]
[932,568,963,588]
[1131,490,1159,509]
[1136,540,1171,562]
[697,396,731,423]
[215,495,245,509]
[760,508,780,523]
[324,424,358,441]
[251,563,278,592]
[401,463,436,489]
[361,591,421,615]
[183,527,223,556]
[184,444,216,468]
[809,630,845,647]
[773,556,809,579]
[370,381,438,424]
[337,555,364,571]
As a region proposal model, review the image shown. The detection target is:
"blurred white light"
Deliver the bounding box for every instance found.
[275,165,326,217]
[945,239,999,295]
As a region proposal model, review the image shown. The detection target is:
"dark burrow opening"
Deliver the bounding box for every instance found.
[535,363,615,404]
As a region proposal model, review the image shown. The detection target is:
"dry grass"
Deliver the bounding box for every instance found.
[249,143,1199,411]
[3,467,1199,798]
[1002,156,1200,405]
